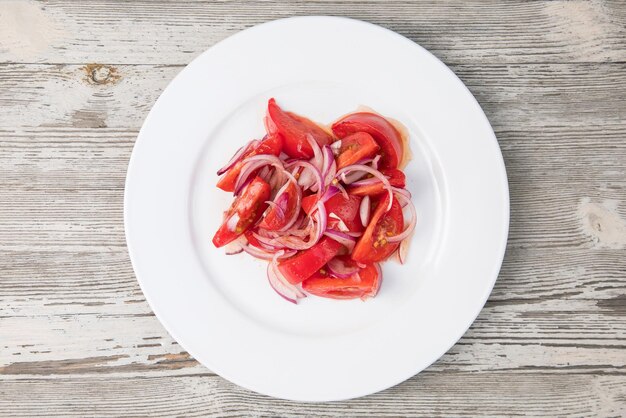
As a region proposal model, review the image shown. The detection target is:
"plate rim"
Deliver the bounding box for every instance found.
[124,15,510,401]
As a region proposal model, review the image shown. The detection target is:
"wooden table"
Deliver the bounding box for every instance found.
[1,1,625,415]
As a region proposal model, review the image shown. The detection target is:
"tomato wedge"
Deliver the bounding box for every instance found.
[332,112,404,169]
[335,132,379,169]
[351,193,403,263]
[300,194,318,215]
[325,193,363,232]
[212,176,271,248]
[277,237,343,284]
[300,193,363,233]
[349,169,406,197]
[217,134,283,192]
[258,181,299,231]
[302,262,381,300]
[266,98,334,159]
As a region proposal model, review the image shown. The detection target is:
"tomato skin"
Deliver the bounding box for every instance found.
[349,169,406,197]
[300,193,363,233]
[332,112,403,169]
[267,98,333,159]
[258,181,300,231]
[325,193,363,233]
[277,237,343,284]
[351,193,403,263]
[300,194,318,215]
[217,134,283,192]
[302,262,381,300]
[212,176,271,248]
[335,132,379,169]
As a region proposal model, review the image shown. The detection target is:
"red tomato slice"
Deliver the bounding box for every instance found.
[217,134,283,192]
[332,112,404,169]
[266,98,333,159]
[325,193,363,233]
[277,237,343,284]
[349,169,406,197]
[302,262,381,300]
[351,193,403,263]
[212,176,271,248]
[244,230,264,249]
[300,193,363,233]
[300,194,318,215]
[258,181,299,231]
[335,131,379,169]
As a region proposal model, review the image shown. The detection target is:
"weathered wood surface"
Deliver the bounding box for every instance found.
[0,0,625,416]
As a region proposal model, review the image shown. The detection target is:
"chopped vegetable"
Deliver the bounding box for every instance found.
[213,98,416,303]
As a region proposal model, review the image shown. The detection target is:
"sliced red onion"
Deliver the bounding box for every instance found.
[321,146,336,188]
[327,257,360,278]
[330,140,342,155]
[356,262,367,268]
[224,241,243,255]
[371,154,381,170]
[345,231,363,238]
[234,155,281,195]
[236,236,277,260]
[360,195,371,227]
[305,133,324,172]
[265,199,286,220]
[392,187,412,206]
[324,160,337,189]
[277,171,302,232]
[216,140,256,175]
[226,212,240,232]
[336,164,393,211]
[286,160,324,198]
[258,166,271,182]
[323,230,356,252]
[321,185,339,203]
[267,260,299,304]
[234,175,253,197]
[340,170,368,184]
[333,181,348,199]
[386,190,417,243]
[350,177,379,187]
[398,238,409,264]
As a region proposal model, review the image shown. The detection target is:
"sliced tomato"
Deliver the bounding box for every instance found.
[244,230,264,249]
[351,193,403,263]
[277,237,343,284]
[300,194,318,215]
[212,176,271,248]
[332,112,404,169]
[325,193,363,233]
[300,193,363,233]
[302,262,381,300]
[349,169,406,197]
[217,134,283,192]
[335,131,379,169]
[258,181,300,231]
[266,98,333,159]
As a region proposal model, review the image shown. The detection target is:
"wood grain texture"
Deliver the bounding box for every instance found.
[1,0,625,65]
[1,0,625,415]
[1,373,625,417]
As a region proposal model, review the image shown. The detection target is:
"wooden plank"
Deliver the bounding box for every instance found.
[1,245,624,378]
[1,62,625,129]
[0,373,624,416]
[0,1,625,65]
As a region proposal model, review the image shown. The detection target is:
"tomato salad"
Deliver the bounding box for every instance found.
[212,99,417,303]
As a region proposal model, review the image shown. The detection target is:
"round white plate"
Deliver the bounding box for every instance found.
[125,16,509,401]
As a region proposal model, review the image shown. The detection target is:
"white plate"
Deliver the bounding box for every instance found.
[124,16,509,401]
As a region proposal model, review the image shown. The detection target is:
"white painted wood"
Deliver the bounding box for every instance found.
[0,0,625,415]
